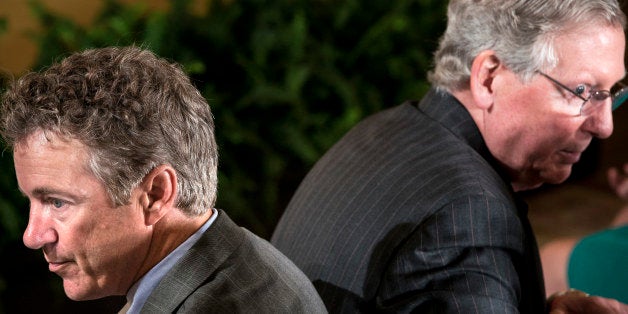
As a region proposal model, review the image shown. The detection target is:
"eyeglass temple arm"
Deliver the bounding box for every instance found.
[538,72,588,102]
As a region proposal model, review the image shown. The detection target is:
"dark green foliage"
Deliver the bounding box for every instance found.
[23,0,447,238]
[0,0,446,311]
[0,16,21,244]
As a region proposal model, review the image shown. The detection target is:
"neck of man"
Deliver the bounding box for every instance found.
[131,208,214,286]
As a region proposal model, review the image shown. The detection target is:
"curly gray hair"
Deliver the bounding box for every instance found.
[1,46,218,216]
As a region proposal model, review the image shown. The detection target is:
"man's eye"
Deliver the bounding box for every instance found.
[50,199,65,208]
[575,84,586,95]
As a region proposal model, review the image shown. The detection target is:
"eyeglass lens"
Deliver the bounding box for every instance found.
[582,86,628,114]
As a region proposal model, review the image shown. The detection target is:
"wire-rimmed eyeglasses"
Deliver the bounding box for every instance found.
[538,71,628,116]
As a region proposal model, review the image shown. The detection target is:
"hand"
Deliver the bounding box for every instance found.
[608,164,628,201]
[607,165,628,226]
[548,289,628,314]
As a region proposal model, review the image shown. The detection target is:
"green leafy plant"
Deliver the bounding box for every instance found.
[26,0,446,238]
[1,0,447,311]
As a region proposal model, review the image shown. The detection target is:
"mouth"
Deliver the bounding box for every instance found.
[557,150,583,164]
[45,252,73,273]
[48,261,71,273]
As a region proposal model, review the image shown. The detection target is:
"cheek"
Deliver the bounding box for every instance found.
[524,121,587,172]
[540,117,583,142]
[69,222,117,269]
[73,208,141,260]
[486,115,575,169]
[524,123,574,156]
[72,214,148,289]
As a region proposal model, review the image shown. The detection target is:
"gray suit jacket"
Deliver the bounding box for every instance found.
[271,89,545,313]
[141,209,327,313]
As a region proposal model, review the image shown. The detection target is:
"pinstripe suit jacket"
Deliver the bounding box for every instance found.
[140,209,327,313]
[271,89,546,313]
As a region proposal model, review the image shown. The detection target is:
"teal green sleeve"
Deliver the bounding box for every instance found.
[568,225,628,303]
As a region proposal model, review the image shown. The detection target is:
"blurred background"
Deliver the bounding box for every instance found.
[0,0,626,312]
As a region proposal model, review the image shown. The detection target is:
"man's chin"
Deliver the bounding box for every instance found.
[62,280,101,301]
[512,167,572,191]
[543,166,573,185]
[512,181,544,192]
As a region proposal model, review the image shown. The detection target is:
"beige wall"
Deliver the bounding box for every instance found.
[0,0,176,76]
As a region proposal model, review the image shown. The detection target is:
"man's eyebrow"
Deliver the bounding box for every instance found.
[31,187,59,197]
[28,187,83,201]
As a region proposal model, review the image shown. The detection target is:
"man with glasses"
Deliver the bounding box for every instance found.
[537,72,628,114]
[272,0,628,312]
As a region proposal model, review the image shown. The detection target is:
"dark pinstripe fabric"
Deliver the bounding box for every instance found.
[141,209,327,313]
[271,89,546,313]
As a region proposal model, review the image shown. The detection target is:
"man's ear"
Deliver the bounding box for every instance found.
[470,50,502,109]
[140,165,178,226]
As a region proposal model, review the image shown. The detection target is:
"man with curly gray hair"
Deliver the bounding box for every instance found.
[1,46,326,313]
[272,0,628,312]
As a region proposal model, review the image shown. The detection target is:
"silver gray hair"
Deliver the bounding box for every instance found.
[429,0,626,92]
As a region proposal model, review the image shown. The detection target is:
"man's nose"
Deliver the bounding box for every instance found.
[23,206,58,250]
[583,100,614,139]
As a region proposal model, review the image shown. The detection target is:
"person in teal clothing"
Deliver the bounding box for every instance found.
[568,225,628,303]
[542,164,628,303]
